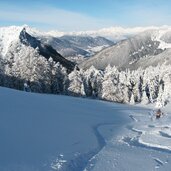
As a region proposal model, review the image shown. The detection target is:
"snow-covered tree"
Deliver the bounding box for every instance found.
[101,66,122,102]
[83,66,103,98]
[67,67,85,96]
[1,42,171,107]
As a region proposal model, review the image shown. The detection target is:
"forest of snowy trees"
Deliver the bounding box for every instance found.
[0,50,171,107]
[67,64,171,107]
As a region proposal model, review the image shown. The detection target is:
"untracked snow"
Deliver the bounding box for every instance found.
[0,87,135,171]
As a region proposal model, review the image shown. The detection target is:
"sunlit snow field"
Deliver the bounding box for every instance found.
[0,87,171,171]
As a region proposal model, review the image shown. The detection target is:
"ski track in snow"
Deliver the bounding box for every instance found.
[85,108,171,171]
[122,110,171,153]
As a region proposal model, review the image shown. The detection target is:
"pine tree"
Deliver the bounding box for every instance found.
[83,66,103,98]
[68,67,85,96]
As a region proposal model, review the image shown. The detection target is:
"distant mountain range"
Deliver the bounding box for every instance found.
[5,25,114,63]
[39,35,114,58]
[79,28,171,70]
[47,25,171,41]
[1,25,171,72]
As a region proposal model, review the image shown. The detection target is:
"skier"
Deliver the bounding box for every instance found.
[155,109,163,119]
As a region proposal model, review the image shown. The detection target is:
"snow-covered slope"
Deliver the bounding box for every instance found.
[130,49,171,70]
[0,86,136,171]
[87,105,171,171]
[79,28,171,70]
[1,86,171,171]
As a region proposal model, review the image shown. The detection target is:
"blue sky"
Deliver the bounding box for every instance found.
[0,0,171,31]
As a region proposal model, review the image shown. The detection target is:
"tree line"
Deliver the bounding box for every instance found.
[0,50,170,107]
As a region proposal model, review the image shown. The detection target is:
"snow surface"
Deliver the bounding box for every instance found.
[1,87,171,171]
[86,105,171,171]
[0,86,134,171]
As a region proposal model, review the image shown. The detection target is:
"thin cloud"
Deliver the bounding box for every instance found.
[0,6,115,31]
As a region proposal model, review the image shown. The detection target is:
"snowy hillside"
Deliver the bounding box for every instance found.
[79,28,171,70]
[87,104,171,171]
[0,26,74,71]
[1,87,171,171]
[0,86,135,171]
[0,26,76,95]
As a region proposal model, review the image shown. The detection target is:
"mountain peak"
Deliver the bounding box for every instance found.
[0,25,46,57]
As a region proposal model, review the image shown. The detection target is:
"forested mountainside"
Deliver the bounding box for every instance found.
[79,28,171,70]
